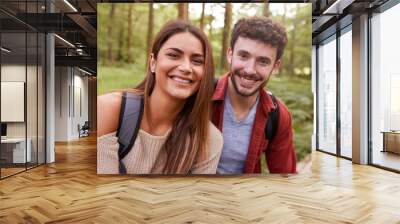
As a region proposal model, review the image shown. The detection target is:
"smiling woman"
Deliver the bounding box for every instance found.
[149,32,205,101]
[97,20,223,175]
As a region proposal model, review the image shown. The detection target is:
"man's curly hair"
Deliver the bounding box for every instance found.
[230,17,288,60]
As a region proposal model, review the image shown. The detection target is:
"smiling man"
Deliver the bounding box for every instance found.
[212,17,297,174]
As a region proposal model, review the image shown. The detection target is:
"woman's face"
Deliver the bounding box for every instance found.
[150,32,205,101]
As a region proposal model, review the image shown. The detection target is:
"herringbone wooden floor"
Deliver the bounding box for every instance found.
[0,135,399,223]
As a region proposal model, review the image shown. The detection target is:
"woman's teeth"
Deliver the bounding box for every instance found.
[172,76,191,84]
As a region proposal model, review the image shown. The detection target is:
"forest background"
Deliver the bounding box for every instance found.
[97,3,312,173]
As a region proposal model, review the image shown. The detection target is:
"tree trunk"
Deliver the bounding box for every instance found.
[282,4,287,24]
[127,4,133,63]
[107,4,116,65]
[200,3,205,31]
[177,3,188,21]
[208,15,214,37]
[220,3,232,71]
[146,3,154,66]
[117,25,124,62]
[263,0,271,17]
[288,5,299,75]
[279,4,287,74]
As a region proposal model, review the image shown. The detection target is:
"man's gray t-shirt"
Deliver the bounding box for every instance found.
[217,94,259,174]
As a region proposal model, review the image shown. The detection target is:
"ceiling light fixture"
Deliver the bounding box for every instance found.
[78,67,92,76]
[1,47,11,53]
[54,34,75,48]
[322,0,355,15]
[63,0,78,12]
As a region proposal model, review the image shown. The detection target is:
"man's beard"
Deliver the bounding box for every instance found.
[230,68,270,97]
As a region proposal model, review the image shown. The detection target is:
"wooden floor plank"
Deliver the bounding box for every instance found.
[0,135,399,223]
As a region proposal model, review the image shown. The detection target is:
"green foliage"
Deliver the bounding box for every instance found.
[98,3,312,76]
[268,75,313,162]
[97,64,145,95]
[280,4,312,77]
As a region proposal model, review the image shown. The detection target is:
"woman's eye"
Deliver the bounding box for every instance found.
[167,53,178,58]
[192,59,204,65]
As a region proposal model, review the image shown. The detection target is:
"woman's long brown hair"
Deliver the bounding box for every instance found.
[134,20,215,174]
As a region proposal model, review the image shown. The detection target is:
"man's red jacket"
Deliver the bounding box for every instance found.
[212,74,297,173]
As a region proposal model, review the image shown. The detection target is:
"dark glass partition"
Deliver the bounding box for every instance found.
[0,1,28,178]
[0,0,46,179]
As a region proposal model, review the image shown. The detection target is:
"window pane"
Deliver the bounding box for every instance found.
[318,36,337,154]
[371,3,400,171]
[340,28,352,158]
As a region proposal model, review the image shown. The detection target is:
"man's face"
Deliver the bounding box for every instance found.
[227,36,281,97]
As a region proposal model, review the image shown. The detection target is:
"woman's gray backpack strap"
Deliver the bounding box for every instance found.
[116,92,144,174]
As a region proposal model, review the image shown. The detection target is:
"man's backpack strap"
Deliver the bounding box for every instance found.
[116,92,144,174]
[214,78,219,90]
[264,93,280,142]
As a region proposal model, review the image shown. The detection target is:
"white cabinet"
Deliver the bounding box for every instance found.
[1,138,31,163]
